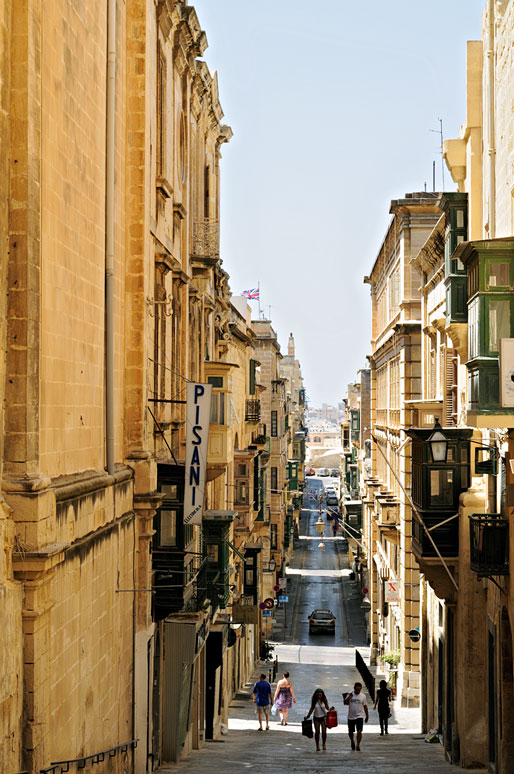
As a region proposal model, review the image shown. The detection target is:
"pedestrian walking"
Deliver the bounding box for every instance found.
[274,671,296,725]
[252,673,273,731]
[304,689,334,752]
[343,682,369,751]
[373,679,392,735]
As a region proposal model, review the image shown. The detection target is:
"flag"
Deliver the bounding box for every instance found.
[242,288,260,300]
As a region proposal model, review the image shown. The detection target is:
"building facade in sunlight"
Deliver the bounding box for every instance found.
[349,3,514,771]
[0,1,299,770]
[362,193,442,707]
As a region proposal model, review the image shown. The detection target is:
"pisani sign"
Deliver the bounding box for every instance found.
[184,382,212,525]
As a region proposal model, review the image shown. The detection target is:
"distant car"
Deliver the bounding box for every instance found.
[329,469,340,477]
[324,486,336,495]
[326,495,339,506]
[318,468,329,477]
[305,468,315,476]
[309,609,336,635]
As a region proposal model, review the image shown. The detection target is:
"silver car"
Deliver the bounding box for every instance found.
[308,609,336,635]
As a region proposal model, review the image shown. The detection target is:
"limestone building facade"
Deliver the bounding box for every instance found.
[362,193,442,706]
[1,1,299,771]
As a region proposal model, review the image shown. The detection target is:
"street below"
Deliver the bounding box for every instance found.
[158,477,477,773]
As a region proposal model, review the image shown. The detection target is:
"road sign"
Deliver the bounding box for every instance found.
[263,597,274,610]
[262,609,273,618]
[259,602,266,610]
[361,587,369,595]
[408,628,421,643]
[385,580,399,604]
[278,595,289,603]
[273,585,280,592]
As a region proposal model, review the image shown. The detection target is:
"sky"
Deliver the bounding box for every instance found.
[191,0,485,406]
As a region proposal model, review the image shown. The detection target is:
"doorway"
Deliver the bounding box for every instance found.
[500,608,514,772]
[488,625,497,770]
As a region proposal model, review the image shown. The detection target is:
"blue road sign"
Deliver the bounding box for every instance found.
[262,609,273,618]
[278,595,289,603]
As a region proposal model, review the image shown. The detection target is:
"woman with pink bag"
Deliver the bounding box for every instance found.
[304,688,335,752]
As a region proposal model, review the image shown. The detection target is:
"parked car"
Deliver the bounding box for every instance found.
[308,609,336,634]
[305,468,315,476]
[329,469,340,477]
[317,468,329,476]
[326,495,339,506]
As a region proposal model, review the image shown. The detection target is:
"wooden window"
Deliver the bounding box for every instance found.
[270,524,277,550]
[236,481,248,504]
[388,269,400,320]
[271,467,278,493]
[204,165,210,217]
[271,410,278,436]
[249,359,256,395]
[156,44,166,177]
[468,297,479,360]
[159,509,177,546]
[210,392,226,425]
[488,262,510,289]
[488,299,510,352]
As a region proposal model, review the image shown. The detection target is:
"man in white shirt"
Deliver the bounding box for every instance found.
[343,682,369,751]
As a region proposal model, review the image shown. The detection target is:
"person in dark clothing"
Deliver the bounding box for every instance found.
[252,673,273,730]
[373,679,392,735]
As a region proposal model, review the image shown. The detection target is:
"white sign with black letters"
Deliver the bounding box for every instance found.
[184,382,212,526]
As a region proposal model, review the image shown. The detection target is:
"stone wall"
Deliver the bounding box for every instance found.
[47,515,134,762]
[0,503,23,771]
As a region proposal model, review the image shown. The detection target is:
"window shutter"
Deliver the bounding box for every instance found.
[444,347,457,426]
[249,359,256,395]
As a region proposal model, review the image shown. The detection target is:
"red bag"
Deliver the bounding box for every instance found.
[326,709,338,728]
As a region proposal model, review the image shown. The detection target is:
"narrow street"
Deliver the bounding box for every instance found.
[159,479,474,773]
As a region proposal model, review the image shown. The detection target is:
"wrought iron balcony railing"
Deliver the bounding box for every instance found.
[469,513,509,576]
[245,398,261,422]
[153,553,208,619]
[191,218,220,260]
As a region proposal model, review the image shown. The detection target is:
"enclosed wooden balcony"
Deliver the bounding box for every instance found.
[469,513,509,577]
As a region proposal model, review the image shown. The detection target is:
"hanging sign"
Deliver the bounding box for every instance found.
[384,580,400,604]
[231,605,259,624]
[184,382,212,525]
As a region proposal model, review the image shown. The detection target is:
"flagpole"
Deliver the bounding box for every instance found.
[258,281,261,318]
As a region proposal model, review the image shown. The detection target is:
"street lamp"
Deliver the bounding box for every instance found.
[258,536,277,572]
[262,557,276,573]
[427,418,448,463]
[315,516,325,534]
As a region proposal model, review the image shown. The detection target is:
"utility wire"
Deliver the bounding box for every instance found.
[371,433,459,593]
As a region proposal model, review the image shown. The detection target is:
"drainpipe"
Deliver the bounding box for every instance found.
[105,0,116,474]
[487,0,496,238]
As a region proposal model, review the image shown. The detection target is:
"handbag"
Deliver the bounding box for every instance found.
[302,718,313,738]
[326,709,338,728]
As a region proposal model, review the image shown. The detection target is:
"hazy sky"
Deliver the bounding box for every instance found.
[191,0,485,406]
